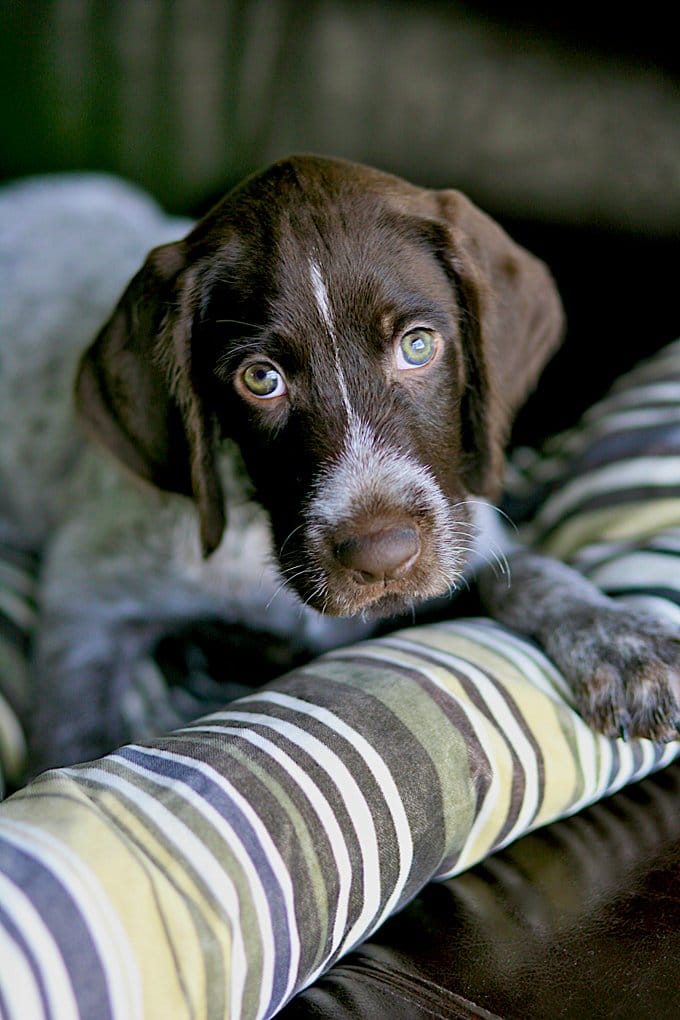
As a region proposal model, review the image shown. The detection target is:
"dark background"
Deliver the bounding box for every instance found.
[2,0,679,449]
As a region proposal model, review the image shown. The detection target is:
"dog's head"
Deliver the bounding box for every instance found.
[77,155,564,618]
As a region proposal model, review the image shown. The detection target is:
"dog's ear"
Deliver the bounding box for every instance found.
[76,241,226,556]
[432,189,565,497]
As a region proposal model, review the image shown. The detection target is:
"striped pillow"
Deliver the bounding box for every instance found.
[0,540,35,794]
[0,340,678,1020]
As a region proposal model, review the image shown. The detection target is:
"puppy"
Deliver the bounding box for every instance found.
[17,155,678,768]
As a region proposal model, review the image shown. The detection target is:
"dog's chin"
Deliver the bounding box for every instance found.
[295,576,455,620]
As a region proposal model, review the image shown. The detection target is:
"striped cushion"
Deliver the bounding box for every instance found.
[0,541,36,793]
[1,339,679,1019]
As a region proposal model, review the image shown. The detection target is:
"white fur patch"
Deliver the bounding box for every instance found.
[309,418,448,527]
[309,258,355,422]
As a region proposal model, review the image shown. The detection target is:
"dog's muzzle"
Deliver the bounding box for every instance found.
[294,426,470,617]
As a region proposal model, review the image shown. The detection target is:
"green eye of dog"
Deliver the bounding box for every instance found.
[242,363,286,399]
[397,328,438,369]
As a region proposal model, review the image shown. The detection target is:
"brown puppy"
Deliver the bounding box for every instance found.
[77,154,562,617]
[29,155,678,768]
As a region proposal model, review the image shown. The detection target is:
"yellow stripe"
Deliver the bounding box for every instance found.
[538,498,680,559]
[5,776,231,1020]
[319,649,479,861]
[0,688,27,786]
[416,628,581,843]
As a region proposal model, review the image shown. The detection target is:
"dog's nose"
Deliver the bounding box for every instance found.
[334,525,420,583]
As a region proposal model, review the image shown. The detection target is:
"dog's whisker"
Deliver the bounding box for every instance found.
[265,567,314,610]
[481,539,511,578]
[279,524,306,557]
[215,318,264,330]
[297,574,329,610]
[279,562,316,581]
[472,545,512,586]
[463,497,519,535]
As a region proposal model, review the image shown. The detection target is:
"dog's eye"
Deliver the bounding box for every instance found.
[397,328,438,369]
[242,363,287,399]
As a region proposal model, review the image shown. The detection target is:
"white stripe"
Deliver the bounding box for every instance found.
[325,642,505,876]
[588,550,680,592]
[649,529,680,551]
[180,723,354,963]
[60,766,247,1020]
[0,925,45,1020]
[572,530,680,572]
[551,723,603,818]
[119,745,297,1018]
[534,455,680,533]
[606,738,636,797]
[583,381,680,420]
[584,405,680,436]
[572,539,644,570]
[308,258,334,335]
[444,625,680,812]
[542,406,680,466]
[387,636,542,847]
[309,259,355,421]
[239,691,414,940]
[448,619,573,702]
[614,593,680,626]
[0,868,78,1020]
[201,709,382,957]
[563,732,661,821]
[1,818,142,1020]
[657,742,680,769]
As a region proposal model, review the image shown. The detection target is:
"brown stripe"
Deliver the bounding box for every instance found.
[379,635,547,850]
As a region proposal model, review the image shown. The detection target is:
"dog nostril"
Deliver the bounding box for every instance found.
[334,526,420,583]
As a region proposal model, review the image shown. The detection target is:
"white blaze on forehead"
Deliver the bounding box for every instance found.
[309,257,334,334]
[309,258,355,421]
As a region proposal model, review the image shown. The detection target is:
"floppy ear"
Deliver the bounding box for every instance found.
[433,189,565,497]
[75,241,226,556]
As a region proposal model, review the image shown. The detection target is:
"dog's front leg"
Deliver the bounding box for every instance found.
[479,550,680,742]
[30,595,172,773]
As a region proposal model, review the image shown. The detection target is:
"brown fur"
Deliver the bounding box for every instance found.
[77,155,563,616]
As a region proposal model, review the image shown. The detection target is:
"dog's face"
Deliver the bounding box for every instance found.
[77,155,564,618]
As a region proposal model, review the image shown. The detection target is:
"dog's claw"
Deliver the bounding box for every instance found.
[546,605,680,743]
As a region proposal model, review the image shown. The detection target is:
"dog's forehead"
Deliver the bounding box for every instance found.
[205,157,454,333]
[272,205,440,324]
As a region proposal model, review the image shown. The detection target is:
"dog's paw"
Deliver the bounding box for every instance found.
[547,606,680,742]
